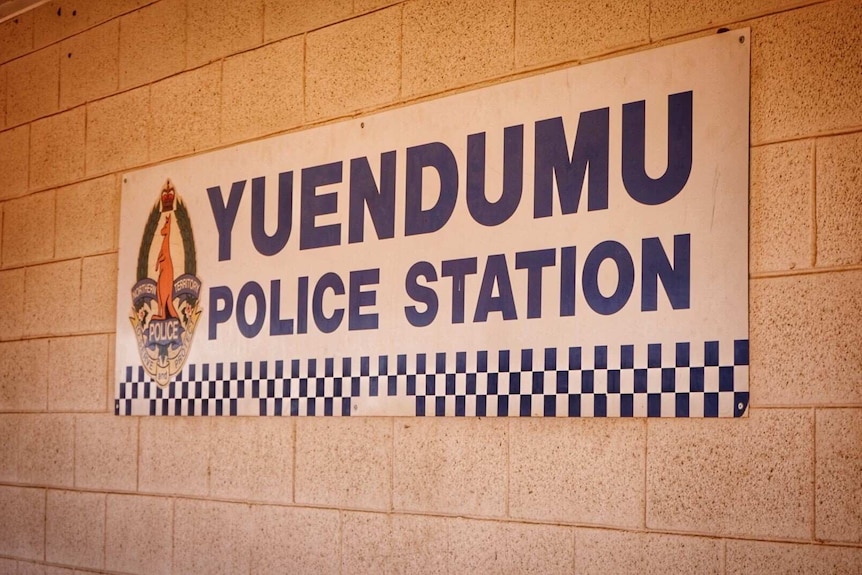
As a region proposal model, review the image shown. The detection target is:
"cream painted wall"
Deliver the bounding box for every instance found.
[0,0,860,573]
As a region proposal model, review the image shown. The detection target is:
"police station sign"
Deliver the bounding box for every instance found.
[115,31,750,418]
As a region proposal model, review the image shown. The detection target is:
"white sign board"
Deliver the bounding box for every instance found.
[115,31,750,417]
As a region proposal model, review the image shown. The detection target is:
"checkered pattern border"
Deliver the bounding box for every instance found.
[116,339,749,417]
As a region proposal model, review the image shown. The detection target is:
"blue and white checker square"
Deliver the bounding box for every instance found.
[117,339,749,417]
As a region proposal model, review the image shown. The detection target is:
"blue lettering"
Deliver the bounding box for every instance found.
[641,234,691,311]
[474,254,517,322]
[300,162,343,250]
[441,257,478,324]
[534,109,609,218]
[312,272,345,333]
[560,246,576,317]
[349,269,380,330]
[207,181,245,261]
[622,91,693,205]
[405,142,458,236]
[467,125,524,226]
[515,248,556,319]
[237,281,266,338]
[349,153,396,244]
[269,279,294,336]
[251,172,293,256]
[208,285,234,339]
[405,261,439,327]
[582,241,634,315]
[297,276,309,334]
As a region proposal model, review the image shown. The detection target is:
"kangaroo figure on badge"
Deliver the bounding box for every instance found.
[152,214,179,321]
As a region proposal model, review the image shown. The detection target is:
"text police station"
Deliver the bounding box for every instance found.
[206,92,693,339]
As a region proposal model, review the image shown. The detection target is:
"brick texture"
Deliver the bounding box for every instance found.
[221,37,304,142]
[59,20,119,109]
[5,45,58,125]
[751,271,862,405]
[30,106,86,190]
[516,0,649,67]
[119,0,186,90]
[0,11,34,64]
[751,0,862,143]
[403,0,513,96]
[0,1,859,574]
[305,7,400,120]
[0,124,29,201]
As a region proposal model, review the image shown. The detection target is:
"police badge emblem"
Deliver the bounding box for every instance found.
[129,179,203,386]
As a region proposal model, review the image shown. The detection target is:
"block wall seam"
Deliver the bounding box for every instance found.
[24,488,846,544]
[749,402,862,410]
[2,488,862,544]
[25,122,31,193]
[103,336,111,414]
[71,412,76,488]
[749,124,862,148]
[389,418,395,512]
[258,0,265,50]
[81,88,88,177]
[49,185,57,261]
[268,1,410,41]
[290,417,296,504]
[812,408,818,541]
[182,0,189,73]
[301,32,307,126]
[649,0,835,42]
[217,56,223,147]
[42,488,46,562]
[54,32,60,108]
[397,3,403,101]
[750,264,862,280]
[337,508,344,570]
[505,419,510,517]
[0,330,115,343]
[511,0,517,70]
[0,169,121,208]
[643,419,649,528]
[170,495,176,574]
[134,417,141,492]
[101,487,107,569]
[812,139,818,267]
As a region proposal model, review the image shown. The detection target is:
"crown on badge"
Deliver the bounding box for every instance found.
[161,180,176,212]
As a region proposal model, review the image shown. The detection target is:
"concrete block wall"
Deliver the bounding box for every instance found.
[0,0,859,573]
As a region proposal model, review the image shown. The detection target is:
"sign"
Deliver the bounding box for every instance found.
[115,31,750,417]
